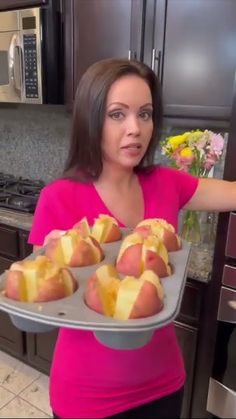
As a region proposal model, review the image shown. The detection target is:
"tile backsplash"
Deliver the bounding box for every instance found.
[0,104,71,183]
[0,104,228,184]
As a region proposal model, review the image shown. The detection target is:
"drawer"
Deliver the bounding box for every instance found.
[225,212,236,259]
[0,225,18,258]
[222,265,236,289]
[218,286,236,322]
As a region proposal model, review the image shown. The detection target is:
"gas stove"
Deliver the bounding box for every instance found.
[0,173,45,214]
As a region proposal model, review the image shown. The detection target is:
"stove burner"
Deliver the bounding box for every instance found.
[10,183,41,197]
[0,173,15,180]
[7,196,36,210]
[0,173,45,213]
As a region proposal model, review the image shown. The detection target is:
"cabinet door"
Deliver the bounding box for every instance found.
[0,224,18,258]
[0,255,13,273]
[0,227,25,359]
[0,311,25,358]
[26,329,58,374]
[176,280,204,328]
[19,230,33,259]
[64,0,144,105]
[0,0,47,10]
[174,322,198,419]
[151,0,236,119]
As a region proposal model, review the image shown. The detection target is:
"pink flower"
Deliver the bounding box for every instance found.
[203,153,217,170]
[208,132,224,156]
[196,136,207,151]
[172,148,195,171]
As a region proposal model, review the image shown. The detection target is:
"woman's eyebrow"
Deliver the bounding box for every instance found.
[107,102,129,109]
[140,103,153,108]
[107,102,153,109]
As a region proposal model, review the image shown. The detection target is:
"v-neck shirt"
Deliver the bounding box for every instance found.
[28,165,199,419]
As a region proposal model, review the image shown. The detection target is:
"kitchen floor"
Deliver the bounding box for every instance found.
[0,350,52,418]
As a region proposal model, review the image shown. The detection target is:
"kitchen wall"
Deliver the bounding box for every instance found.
[0,104,227,184]
[0,104,71,183]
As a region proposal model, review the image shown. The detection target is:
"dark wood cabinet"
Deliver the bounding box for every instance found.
[144,0,236,119]
[64,0,236,119]
[173,279,204,418]
[64,0,145,106]
[175,322,198,419]
[0,223,59,371]
[0,224,33,359]
[0,224,18,258]
[0,255,13,272]
[19,230,34,259]
[26,328,58,374]
[0,0,47,10]
[0,311,25,358]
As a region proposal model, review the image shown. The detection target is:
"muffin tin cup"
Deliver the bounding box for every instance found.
[0,229,192,349]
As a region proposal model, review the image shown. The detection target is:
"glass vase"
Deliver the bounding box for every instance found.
[181,210,201,245]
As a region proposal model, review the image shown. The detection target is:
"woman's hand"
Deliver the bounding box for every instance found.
[43,229,67,246]
[33,229,67,253]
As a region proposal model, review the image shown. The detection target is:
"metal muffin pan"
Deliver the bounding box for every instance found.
[0,230,191,349]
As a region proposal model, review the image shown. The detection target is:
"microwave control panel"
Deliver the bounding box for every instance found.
[23,34,39,99]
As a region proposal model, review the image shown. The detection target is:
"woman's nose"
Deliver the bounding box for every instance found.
[127,115,141,136]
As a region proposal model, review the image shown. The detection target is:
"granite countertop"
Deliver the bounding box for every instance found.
[0,209,33,231]
[0,209,213,284]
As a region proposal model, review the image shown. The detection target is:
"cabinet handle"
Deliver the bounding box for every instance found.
[151,49,162,79]
[228,300,236,310]
[151,48,156,71]
[128,51,137,61]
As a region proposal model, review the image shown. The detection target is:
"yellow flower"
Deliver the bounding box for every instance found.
[167,132,190,150]
[180,147,193,158]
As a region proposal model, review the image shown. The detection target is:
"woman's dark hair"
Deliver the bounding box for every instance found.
[63,58,163,181]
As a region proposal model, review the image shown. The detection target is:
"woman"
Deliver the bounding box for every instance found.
[29,58,236,419]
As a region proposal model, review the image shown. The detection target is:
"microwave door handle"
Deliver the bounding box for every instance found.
[9,34,22,96]
[13,45,23,92]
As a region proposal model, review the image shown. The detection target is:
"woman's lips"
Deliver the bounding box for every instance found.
[121,143,141,149]
[121,143,142,157]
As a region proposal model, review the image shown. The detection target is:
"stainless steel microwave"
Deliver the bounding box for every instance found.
[0,2,63,104]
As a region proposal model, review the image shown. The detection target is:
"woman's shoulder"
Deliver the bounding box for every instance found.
[40,177,92,199]
[139,164,178,179]
[140,164,197,178]
[139,165,197,190]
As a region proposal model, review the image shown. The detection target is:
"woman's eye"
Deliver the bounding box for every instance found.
[139,111,152,121]
[109,111,124,120]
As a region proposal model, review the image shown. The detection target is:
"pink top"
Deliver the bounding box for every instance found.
[29,166,199,418]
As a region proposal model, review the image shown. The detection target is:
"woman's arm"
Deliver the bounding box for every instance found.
[185,178,236,212]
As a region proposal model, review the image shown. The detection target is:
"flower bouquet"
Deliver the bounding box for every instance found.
[161,130,225,244]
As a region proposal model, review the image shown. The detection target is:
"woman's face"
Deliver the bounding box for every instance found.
[101,75,153,170]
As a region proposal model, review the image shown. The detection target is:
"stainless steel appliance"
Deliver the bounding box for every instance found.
[0,173,44,213]
[161,74,236,417]
[206,212,236,418]
[205,77,236,418]
[0,1,62,104]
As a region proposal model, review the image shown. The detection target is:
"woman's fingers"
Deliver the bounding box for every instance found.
[43,230,67,246]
